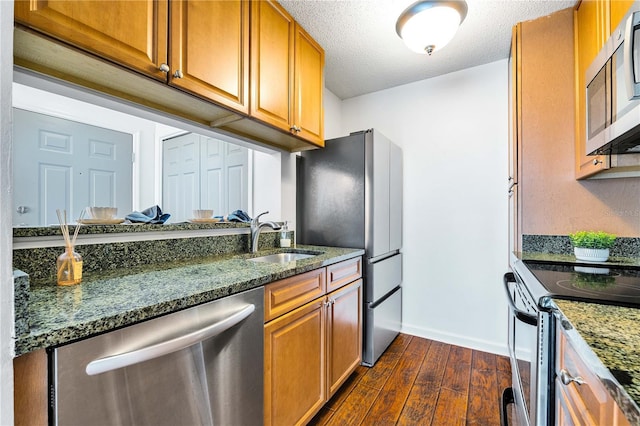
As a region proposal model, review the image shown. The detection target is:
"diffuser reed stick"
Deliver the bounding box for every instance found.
[56,209,84,286]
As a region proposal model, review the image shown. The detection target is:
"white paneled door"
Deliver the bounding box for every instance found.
[13,108,133,226]
[162,134,248,223]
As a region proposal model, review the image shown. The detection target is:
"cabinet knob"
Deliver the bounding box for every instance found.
[159,63,170,73]
[560,369,585,386]
[593,158,603,166]
[290,125,301,133]
[173,69,184,79]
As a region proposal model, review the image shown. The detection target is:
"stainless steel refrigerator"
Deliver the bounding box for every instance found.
[297,129,402,366]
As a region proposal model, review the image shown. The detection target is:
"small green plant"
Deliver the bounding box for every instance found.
[568,231,616,249]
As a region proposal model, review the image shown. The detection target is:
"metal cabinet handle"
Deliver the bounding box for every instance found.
[289,125,301,133]
[593,158,603,166]
[503,273,538,326]
[560,369,585,386]
[173,69,184,79]
[86,304,255,375]
[159,63,170,73]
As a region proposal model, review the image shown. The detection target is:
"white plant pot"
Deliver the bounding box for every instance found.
[574,247,609,262]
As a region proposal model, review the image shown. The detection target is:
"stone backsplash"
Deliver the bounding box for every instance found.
[522,234,640,258]
[14,227,294,286]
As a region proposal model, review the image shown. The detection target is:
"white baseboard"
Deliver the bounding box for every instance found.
[401,323,509,357]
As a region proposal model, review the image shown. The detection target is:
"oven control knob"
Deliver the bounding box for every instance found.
[560,369,585,386]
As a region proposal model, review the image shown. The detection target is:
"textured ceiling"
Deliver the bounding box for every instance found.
[279,0,577,100]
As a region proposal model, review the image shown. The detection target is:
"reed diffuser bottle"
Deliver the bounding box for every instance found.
[56,209,84,286]
[57,247,83,286]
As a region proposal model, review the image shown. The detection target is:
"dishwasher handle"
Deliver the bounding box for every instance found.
[86,303,255,376]
[503,273,538,326]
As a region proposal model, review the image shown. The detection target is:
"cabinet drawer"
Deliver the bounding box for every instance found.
[326,257,362,293]
[264,268,326,322]
[557,331,614,425]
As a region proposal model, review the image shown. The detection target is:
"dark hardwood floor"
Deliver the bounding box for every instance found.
[310,333,512,426]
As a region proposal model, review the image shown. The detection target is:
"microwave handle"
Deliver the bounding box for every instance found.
[503,273,538,326]
[624,11,640,100]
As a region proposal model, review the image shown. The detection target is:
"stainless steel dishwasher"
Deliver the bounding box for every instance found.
[51,287,264,426]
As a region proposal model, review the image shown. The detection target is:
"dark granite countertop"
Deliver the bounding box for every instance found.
[14,245,364,357]
[512,252,640,422]
[553,300,640,424]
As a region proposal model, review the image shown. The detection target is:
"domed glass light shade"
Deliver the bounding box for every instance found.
[396,0,468,55]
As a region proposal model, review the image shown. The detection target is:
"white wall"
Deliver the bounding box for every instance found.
[0,2,14,423]
[338,60,510,355]
[323,88,344,139]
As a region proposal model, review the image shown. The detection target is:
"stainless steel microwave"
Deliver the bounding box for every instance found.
[586,3,640,155]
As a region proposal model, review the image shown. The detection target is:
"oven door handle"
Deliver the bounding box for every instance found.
[503,273,538,326]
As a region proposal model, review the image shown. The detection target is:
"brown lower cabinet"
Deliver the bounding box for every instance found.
[264,259,363,426]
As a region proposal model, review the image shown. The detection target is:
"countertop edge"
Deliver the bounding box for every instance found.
[14,246,365,357]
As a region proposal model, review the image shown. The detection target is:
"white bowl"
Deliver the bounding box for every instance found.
[193,209,214,219]
[87,207,117,220]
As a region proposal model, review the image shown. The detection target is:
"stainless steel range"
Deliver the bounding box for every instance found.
[502,257,640,426]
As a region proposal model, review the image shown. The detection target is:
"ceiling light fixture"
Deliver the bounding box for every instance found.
[396,0,468,55]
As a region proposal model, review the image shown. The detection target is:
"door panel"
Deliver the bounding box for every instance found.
[250,0,294,130]
[368,131,391,258]
[169,0,249,113]
[293,24,324,145]
[389,141,403,252]
[365,253,402,303]
[14,0,168,81]
[363,286,402,367]
[13,109,133,226]
[162,133,200,223]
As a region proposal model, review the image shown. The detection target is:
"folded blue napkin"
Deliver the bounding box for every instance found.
[214,210,252,223]
[125,205,171,224]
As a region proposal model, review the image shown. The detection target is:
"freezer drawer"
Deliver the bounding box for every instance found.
[52,287,264,426]
[363,286,402,367]
[366,253,402,303]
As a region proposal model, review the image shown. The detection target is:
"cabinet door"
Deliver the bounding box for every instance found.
[170,0,249,113]
[251,0,295,132]
[264,298,325,426]
[509,25,522,253]
[326,279,362,398]
[14,0,168,81]
[293,23,325,146]
[575,1,609,178]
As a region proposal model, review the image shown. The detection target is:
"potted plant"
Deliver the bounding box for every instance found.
[568,231,616,262]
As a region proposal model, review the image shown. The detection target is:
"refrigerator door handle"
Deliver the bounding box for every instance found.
[368,250,401,264]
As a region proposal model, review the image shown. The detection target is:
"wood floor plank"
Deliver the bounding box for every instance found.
[442,345,472,393]
[308,335,512,426]
[359,334,412,390]
[466,366,500,425]
[322,383,380,426]
[413,340,451,386]
[361,337,431,425]
[472,350,497,371]
[396,382,440,426]
[307,406,335,426]
[496,354,512,372]
[432,388,469,426]
[324,365,367,410]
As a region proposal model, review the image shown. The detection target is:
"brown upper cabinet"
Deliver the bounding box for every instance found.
[14,0,324,150]
[14,0,169,82]
[574,0,635,179]
[251,0,325,147]
[170,0,250,113]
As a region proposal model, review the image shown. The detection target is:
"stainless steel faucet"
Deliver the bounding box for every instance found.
[250,211,282,253]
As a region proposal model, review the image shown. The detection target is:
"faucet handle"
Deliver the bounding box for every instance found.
[253,211,269,224]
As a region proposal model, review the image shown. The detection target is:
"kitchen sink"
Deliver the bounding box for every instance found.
[249,251,322,264]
